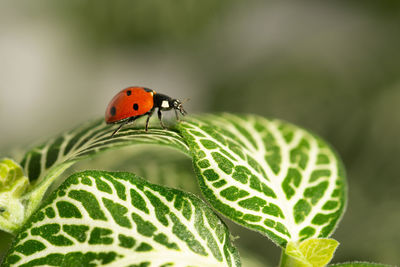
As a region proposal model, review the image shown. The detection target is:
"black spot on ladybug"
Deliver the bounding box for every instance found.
[133,103,139,111]
[127,90,131,96]
[110,106,116,116]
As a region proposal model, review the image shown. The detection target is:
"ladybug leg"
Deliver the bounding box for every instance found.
[145,110,154,132]
[157,109,166,129]
[111,116,139,137]
[174,109,180,121]
[111,121,127,137]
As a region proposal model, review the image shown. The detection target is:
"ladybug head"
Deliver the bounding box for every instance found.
[172,99,187,116]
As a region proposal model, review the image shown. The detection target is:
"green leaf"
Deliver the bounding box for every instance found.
[2,171,241,267]
[329,262,394,267]
[21,118,189,184]
[2,118,189,233]
[284,238,339,267]
[178,113,347,247]
[0,158,29,232]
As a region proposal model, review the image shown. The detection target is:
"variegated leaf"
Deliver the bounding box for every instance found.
[2,171,240,267]
[178,113,346,247]
[0,119,190,233]
[21,118,189,184]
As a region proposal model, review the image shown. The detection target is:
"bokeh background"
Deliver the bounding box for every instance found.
[1,1,400,266]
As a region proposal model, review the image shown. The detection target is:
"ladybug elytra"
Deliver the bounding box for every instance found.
[105,87,187,136]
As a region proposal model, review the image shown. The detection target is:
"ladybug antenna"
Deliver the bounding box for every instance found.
[181,98,190,104]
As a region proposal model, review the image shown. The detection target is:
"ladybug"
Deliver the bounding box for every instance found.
[105,86,187,136]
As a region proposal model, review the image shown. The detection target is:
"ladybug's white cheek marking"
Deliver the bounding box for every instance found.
[161,100,169,108]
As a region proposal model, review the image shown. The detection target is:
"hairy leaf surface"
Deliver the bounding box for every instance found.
[2,171,240,267]
[178,114,346,247]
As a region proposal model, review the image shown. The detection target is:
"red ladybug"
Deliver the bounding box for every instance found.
[105,86,187,136]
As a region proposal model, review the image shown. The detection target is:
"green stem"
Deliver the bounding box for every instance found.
[279,249,306,267]
[279,249,289,267]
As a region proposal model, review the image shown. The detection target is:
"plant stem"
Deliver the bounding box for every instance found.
[279,249,304,267]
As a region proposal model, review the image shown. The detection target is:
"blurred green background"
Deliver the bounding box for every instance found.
[1,0,400,266]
